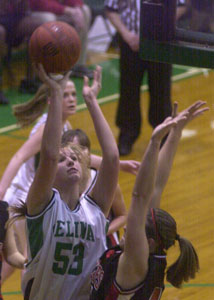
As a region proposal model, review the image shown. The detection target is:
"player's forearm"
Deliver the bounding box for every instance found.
[41,90,63,161]
[5,252,26,269]
[107,216,127,235]
[150,129,182,208]
[133,139,160,201]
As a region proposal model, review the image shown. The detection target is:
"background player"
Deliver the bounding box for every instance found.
[61,128,127,248]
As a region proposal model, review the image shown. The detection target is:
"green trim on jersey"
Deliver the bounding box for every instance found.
[27,215,44,260]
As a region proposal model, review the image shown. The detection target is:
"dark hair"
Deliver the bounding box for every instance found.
[61,129,91,151]
[146,208,199,288]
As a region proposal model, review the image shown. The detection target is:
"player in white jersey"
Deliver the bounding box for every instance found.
[0,74,138,284]
[23,190,108,300]
[9,64,119,300]
[61,128,127,248]
[0,79,75,282]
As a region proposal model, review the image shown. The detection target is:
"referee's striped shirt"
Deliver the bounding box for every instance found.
[105,0,185,34]
[105,0,140,34]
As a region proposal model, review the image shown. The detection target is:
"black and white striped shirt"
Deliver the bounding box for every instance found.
[105,0,140,33]
[105,0,185,34]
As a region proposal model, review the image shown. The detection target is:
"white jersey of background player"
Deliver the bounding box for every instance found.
[3,113,69,206]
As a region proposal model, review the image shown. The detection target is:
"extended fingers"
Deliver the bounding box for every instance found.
[188,100,207,114]
[192,106,209,118]
[172,101,178,118]
[34,63,49,83]
[63,71,72,81]
[93,65,102,86]
[83,75,89,87]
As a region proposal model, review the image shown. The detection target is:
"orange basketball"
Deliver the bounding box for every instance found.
[29,21,81,74]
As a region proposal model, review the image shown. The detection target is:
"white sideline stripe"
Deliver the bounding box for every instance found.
[77,93,120,110]
[0,67,205,134]
[97,52,120,59]
[140,67,204,92]
[0,124,20,134]
[210,120,214,130]
[181,129,197,138]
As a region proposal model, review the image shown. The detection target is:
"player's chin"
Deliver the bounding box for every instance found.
[70,109,77,115]
[65,109,76,117]
[68,172,80,181]
[67,107,77,115]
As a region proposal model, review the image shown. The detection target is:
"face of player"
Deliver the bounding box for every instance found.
[56,149,82,185]
[62,81,77,118]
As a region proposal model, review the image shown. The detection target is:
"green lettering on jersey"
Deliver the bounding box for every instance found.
[74,221,79,238]
[66,221,74,237]
[52,242,85,276]
[55,220,65,237]
[80,222,87,239]
[105,221,109,235]
[86,224,95,242]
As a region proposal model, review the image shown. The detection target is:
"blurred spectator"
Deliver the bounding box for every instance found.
[176,0,214,33]
[0,0,55,96]
[190,0,214,33]
[176,0,189,23]
[29,0,94,78]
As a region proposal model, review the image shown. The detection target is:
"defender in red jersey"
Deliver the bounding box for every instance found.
[90,101,208,300]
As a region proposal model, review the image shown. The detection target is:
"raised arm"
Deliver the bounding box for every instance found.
[26,65,70,215]
[83,66,119,216]
[150,100,209,208]
[116,118,177,289]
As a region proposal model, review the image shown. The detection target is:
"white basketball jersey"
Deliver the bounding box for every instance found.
[22,189,108,300]
[84,168,98,195]
[4,114,69,205]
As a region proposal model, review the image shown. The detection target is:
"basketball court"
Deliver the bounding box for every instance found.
[1,3,214,299]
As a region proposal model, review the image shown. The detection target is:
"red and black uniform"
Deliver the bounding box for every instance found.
[90,245,166,300]
[0,201,9,300]
[29,0,83,15]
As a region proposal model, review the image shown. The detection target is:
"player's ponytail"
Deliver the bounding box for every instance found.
[146,208,199,288]
[6,200,27,228]
[12,84,49,127]
[166,235,199,288]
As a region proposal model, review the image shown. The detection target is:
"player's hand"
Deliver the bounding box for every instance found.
[151,117,177,143]
[119,160,140,175]
[82,65,102,103]
[172,100,209,130]
[34,63,71,95]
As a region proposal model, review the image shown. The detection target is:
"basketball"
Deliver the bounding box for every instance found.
[29,21,81,74]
